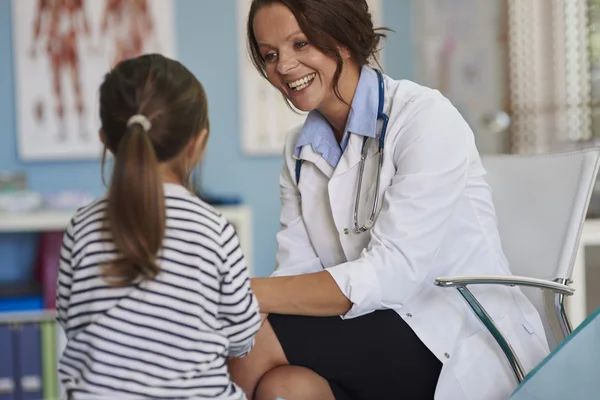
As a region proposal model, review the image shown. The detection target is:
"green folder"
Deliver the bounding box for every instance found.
[41,321,58,400]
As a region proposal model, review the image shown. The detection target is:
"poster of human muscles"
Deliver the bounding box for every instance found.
[12,0,176,161]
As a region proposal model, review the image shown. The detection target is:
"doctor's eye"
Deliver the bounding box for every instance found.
[294,41,309,49]
[263,52,278,62]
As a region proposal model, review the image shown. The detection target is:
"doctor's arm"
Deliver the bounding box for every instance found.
[326,98,473,318]
[253,98,473,317]
[250,132,351,316]
[252,271,352,316]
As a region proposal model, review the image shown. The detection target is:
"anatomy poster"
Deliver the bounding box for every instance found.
[237,0,383,155]
[12,0,176,161]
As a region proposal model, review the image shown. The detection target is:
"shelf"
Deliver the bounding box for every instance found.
[0,206,249,233]
[0,206,254,274]
[0,309,57,324]
[568,218,600,330]
[0,210,74,232]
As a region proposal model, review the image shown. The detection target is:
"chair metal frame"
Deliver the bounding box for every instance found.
[434,148,600,384]
[435,275,574,382]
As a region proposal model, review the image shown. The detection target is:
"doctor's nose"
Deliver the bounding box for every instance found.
[276,54,298,75]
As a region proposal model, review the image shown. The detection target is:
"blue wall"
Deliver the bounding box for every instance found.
[0,0,413,280]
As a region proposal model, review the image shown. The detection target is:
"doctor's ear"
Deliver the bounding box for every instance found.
[337,45,352,62]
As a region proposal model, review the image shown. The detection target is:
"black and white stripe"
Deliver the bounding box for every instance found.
[57,183,260,399]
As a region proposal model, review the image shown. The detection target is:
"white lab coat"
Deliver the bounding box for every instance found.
[271,73,550,399]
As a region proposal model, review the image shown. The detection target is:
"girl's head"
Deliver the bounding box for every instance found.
[98,53,209,286]
[247,0,388,113]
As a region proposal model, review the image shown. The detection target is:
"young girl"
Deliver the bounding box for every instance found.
[56,54,261,399]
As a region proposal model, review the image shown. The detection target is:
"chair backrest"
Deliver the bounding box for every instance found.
[481,148,600,348]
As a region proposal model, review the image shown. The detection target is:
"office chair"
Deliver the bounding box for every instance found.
[435,148,600,383]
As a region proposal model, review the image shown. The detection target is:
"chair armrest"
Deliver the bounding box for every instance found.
[434,274,574,296]
[435,274,574,383]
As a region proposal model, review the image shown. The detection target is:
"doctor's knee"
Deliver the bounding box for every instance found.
[255,365,335,400]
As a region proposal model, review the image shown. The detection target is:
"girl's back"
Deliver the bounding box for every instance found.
[56,54,260,399]
[58,184,258,399]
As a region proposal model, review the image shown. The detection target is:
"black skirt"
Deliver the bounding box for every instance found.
[268,309,442,400]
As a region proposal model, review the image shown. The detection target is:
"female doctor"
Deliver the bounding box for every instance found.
[229,0,550,399]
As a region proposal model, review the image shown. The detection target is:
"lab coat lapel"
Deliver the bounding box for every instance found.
[327,134,377,252]
[333,133,364,178]
[294,142,346,266]
[295,144,335,179]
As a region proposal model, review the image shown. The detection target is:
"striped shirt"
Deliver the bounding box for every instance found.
[56,183,261,399]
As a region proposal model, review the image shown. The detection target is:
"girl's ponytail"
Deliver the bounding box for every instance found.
[103,115,165,286]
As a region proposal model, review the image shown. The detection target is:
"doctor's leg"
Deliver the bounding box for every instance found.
[255,365,336,400]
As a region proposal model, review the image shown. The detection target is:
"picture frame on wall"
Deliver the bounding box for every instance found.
[11,0,177,161]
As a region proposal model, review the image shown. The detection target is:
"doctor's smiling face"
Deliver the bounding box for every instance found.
[251,2,341,112]
[248,0,387,119]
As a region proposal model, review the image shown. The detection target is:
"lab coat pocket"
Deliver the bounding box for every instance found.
[453,315,519,400]
[502,314,549,373]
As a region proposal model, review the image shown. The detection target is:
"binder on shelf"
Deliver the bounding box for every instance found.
[0,281,43,313]
[15,323,44,400]
[56,322,67,398]
[0,325,16,400]
[34,231,64,310]
[0,296,43,313]
[42,321,59,400]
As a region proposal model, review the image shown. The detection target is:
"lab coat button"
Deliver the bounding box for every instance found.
[406,313,412,318]
[444,353,450,359]
[343,228,349,235]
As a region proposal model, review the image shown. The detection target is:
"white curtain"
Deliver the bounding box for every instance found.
[507,0,592,153]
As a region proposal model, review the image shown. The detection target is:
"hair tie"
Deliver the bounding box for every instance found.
[127,114,152,132]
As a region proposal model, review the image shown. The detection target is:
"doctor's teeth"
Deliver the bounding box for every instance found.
[288,73,315,89]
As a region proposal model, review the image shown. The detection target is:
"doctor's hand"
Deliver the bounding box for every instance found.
[250,271,352,317]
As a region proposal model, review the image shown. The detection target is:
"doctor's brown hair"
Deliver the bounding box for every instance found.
[98,53,210,286]
[246,0,391,103]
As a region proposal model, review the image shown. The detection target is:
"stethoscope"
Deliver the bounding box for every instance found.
[295,68,389,234]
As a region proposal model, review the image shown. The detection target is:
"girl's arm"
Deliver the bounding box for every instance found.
[217,223,262,357]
